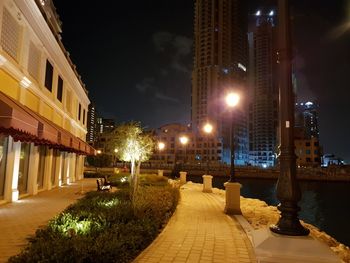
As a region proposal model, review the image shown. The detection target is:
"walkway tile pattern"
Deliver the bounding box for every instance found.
[135,183,256,263]
[0,179,96,263]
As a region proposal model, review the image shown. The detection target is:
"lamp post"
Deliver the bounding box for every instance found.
[203,123,213,175]
[114,148,118,167]
[225,92,240,182]
[158,141,165,166]
[224,92,241,215]
[269,0,309,236]
[157,142,165,176]
[179,136,189,165]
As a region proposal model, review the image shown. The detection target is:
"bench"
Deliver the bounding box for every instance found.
[96,178,111,191]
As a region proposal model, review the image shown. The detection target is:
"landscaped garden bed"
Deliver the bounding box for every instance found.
[9,175,179,263]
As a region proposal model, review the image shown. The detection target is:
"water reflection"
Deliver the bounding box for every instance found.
[186,175,350,247]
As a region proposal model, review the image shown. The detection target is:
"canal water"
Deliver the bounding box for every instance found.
[187,175,350,247]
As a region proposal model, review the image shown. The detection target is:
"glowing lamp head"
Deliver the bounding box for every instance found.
[97,150,102,154]
[179,136,189,145]
[203,123,213,134]
[225,92,240,108]
[114,148,118,153]
[158,142,165,150]
[256,10,261,16]
[269,10,274,16]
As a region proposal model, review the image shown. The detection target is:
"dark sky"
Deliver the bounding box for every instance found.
[54,0,350,162]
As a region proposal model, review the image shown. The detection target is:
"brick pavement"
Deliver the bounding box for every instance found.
[0,179,96,263]
[135,182,256,263]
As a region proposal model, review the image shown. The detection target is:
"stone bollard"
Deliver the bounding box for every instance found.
[179,171,187,185]
[224,182,242,215]
[202,175,213,193]
[158,169,164,177]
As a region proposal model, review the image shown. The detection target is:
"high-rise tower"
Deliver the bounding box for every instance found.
[248,10,279,167]
[191,0,249,164]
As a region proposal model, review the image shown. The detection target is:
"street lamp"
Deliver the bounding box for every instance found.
[223,91,242,215]
[114,148,118,166]
[179,136,189,164]
[225,92,240,182]
[157,142,165,165]
[269,0,309,236]
[203,123,213,175]
[158,142,165,151]
[96,150,102,155]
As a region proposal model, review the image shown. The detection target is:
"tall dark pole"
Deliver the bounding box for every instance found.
[229,110,235,182]
[270,0,309,236]
[206,136,210,175]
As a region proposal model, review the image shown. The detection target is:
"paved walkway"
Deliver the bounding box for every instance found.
[135,183,256,263]
[0,179,96,262]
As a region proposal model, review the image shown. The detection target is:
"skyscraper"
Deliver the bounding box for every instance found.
[191,0,249,164]
[86,103,97,145]
[248,9,279,167]
[295,101,320,139]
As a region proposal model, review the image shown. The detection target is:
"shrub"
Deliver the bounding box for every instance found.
[9,184,179,263]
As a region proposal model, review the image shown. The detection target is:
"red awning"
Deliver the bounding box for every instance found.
[0,91,95,155]
[0,92,39,142]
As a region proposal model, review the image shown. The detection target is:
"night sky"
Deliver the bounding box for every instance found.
[54,0,350,162]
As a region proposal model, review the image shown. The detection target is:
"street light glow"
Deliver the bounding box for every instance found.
[256,10,261,16]
[114,148,118,153]
[225,92,240,108]
[97,150,102,154]
[203,123,213,134]
[158,142,165,150]
[269,10,274,16]
[179,136,189,145]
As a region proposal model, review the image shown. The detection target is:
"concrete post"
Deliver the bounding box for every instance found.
[158,169,163,177]
[202,175,213,193]
[224,182,242,215]
[179,171,187,185]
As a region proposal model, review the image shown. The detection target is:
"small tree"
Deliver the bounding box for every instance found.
[113,122,155,198]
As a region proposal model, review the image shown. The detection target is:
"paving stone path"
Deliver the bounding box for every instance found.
[0,179,96,262]
[135,183,256,263]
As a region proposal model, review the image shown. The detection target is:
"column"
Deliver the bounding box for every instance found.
[45,148,53,190]
[3,137,21,202]
[27,144,39,195]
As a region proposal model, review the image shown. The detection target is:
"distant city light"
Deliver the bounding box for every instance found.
[225,92,240,108]
[256,10,261,16]
[269,10,274,16]
[238,63,246,72]
[158,142,165,150]
[179,136,189,145]
[203,123,213,134]
[305,101,314,106]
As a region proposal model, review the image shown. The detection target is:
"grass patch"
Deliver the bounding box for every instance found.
[9,181,179,263]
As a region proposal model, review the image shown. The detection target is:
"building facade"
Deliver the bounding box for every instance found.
[295,101,320,139]
[151,123,223,165]
[248,11,279,167]
[0,0,93,204]
[294,101,321,167]
[191,0,249,165]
